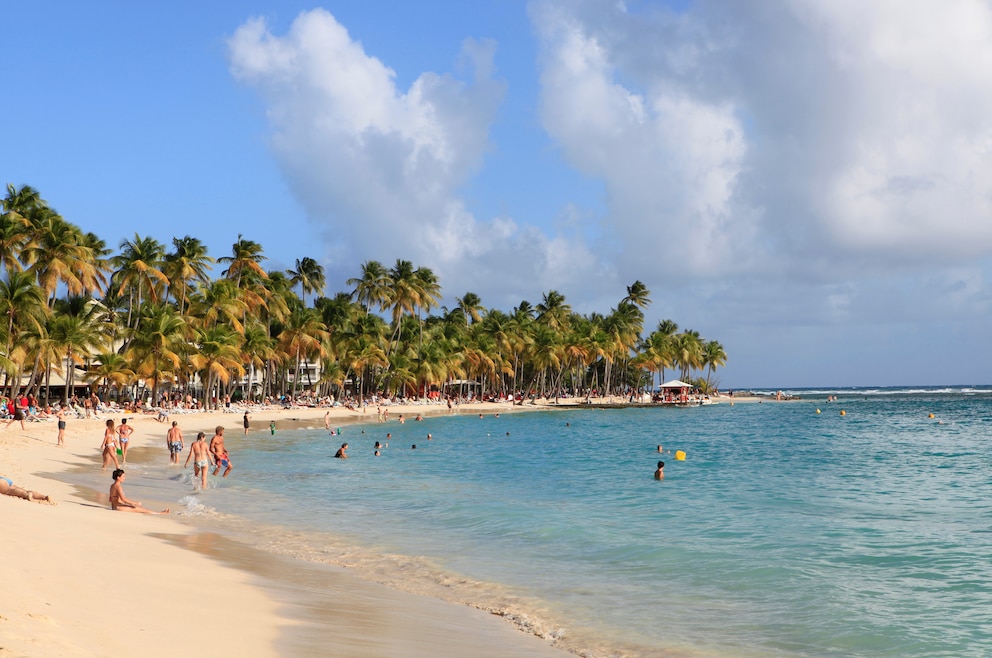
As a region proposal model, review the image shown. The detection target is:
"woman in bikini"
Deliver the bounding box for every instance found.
[117,418,134,463]
[109,470,168,514]
[100,419,120,470]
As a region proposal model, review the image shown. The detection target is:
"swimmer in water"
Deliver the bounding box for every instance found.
[654,461,665,480]
[334,443,348,459]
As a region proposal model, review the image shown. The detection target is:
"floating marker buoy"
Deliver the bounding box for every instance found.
[840,410,846,416]
[675,450,686,461]
[928,413,934,419]
[816,409,821,414]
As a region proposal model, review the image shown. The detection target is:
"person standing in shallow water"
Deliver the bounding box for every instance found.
[243,411,250,435]
[210,426,233,478]
[166,421,183,464]
[117,418,133,463]
[100,419,120,470]
[654,461,665,480]
[184,432,211,489]
[334,443,348,458]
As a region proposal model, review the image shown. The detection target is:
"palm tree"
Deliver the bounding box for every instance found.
[48,312,107,404]
[80,232,112,294]
[85,352,135,400]
[110,234,168,330]
[536,290,571,331]
[190,325,245,408]
[346,260,389,314]
[0,184,37,274]
[0,270,50,396]
[287,257,326,308]
[623,280,652,309]
[648,320,679,386]
[125,303,188,404]
[673,330,704,381]
[188,278,248,333]
[278,307,328,398]
[23,211,98,306]
[239,321,276,400]
[219,234,267,289]
[164,236,213,314]
[702,340,727,390]
[455,292,485,324]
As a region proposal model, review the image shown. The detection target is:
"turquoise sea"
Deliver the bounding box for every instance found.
[88,387,992,656]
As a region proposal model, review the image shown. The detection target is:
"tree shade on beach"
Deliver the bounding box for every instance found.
[0,184,727,404]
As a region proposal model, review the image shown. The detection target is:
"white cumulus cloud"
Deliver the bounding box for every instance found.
[228,9,610,306]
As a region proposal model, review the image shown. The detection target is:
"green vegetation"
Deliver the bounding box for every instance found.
[1,184,727,404]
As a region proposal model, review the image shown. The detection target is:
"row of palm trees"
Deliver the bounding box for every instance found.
[0,184,727,407]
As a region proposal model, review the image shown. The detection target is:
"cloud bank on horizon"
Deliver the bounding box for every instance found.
[227,0,992,384]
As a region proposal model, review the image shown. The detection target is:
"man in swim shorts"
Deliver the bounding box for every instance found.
[184,432,211,489]
[209,426,233,477]
[166,421,183,464]
[56,405,67,446]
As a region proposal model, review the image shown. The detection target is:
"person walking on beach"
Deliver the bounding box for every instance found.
[243,411,251,435]
[209,426,233,477]
[184,432,211,489]
[56,405,67,446]
[166,421,183,464]
[324,411,330,430]
[109,470,169,514]
[100,419,120,470]
[117,418,134,463]
[5,394,27,430]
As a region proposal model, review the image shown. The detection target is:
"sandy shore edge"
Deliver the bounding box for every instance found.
[1,399,583,658]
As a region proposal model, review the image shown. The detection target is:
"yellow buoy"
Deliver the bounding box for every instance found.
[675,450,686,461]
[816,409,821,414]
[840,410,846,416]
[928,413,935,419]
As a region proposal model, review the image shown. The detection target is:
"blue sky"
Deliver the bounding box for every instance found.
[5,1,992,388]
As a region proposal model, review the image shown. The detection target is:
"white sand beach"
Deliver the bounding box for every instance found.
[0,400,576,658]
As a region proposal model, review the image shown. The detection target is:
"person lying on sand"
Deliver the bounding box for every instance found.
[0,476,56,504]
[109,470,169,514]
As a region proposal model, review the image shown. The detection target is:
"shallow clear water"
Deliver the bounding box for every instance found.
[82,389,992,656]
